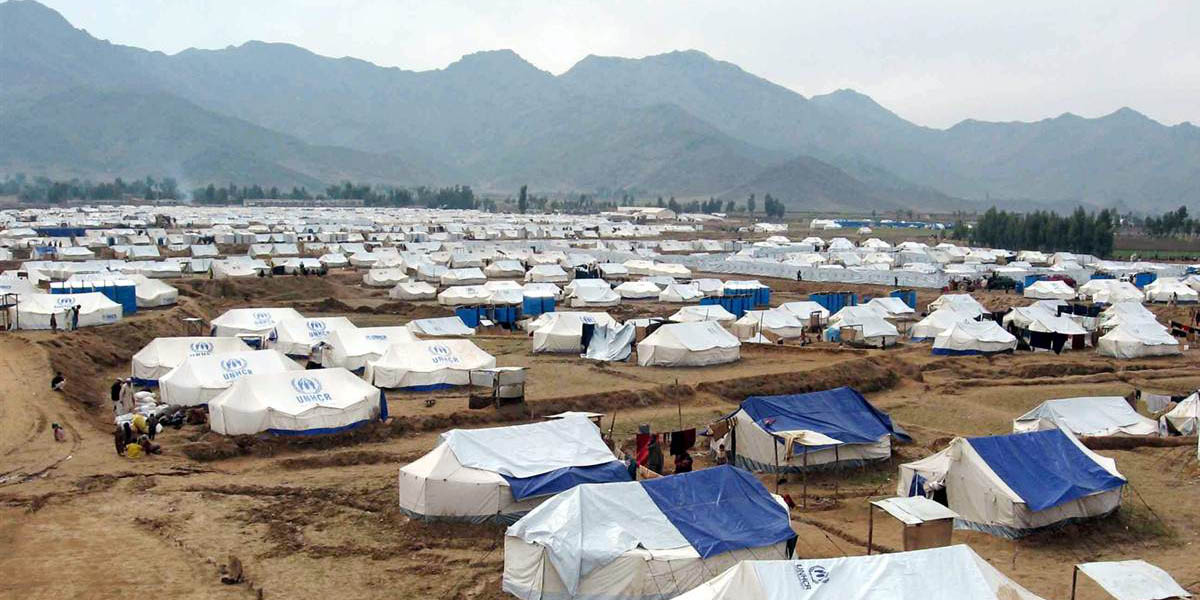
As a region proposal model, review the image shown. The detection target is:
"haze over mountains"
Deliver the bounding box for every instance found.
[2,0,1198,212]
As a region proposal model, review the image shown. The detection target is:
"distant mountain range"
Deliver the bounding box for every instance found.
[2,0,1198,212]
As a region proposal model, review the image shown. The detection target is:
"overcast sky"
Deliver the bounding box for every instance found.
[38,0,1199,128]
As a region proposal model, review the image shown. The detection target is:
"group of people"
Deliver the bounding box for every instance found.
[48,305,81,332]
[113,414,161,458]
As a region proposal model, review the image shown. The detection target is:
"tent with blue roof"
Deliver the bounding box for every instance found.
[397,416,628,523]
[714,387,911,472]
[503,465,795,600]
[898,428,1125,538]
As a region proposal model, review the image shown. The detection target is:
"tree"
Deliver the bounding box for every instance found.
[746,194,756,214]
[667,197,681,214]
[725,200,736,213]
[518,185,528,214]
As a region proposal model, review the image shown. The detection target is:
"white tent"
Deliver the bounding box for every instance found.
[318,253,349,269]
[363,267,408,287]
[1003,305,1087,336]
[1162,393,1199,435]
[1143,277,1199,303]
[121,274,178,307]
[669,304,736,324]
[927,294,986,316]
[438,285,499,306]
[407,316,474,336]
[898,429,1125,538]
[210,307,304,337]
[614,280,661,299]
[525,264,570,283]
[398,417,623,523]
[441,267,487,286]
[158,349,303,406]
[1014,396,1158,437]
[365,339,495,389]
[865,296,916,319]
[637,321,740,367]
[530,311,619,354]
[1023,279,1076,300]
[1099,302,1160,331]
[1098,323,1181,359]
[322,326,417,371]
[0,276,37,297]
[778,301,829,325]
[272,316,357,357]
[211,258,268,279]
[1080,279,1145,304]
[828,306,900,348]
[131,336,251,382]
[389,281,437,300]
[932,319,1017,355]
[659,283,703,303]
[568,284,620,308]
[9,292,122,330]
[209,368,382,435]
[732,309,806,340]
[674,545,1045,600]
[485,260,526,278]
[910,308,975,341]
[503,466,794,600]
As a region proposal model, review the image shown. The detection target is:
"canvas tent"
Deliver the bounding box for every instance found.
[732,309,806,340]
[927,294,986,316]
[932,319,1017,355]
[10,292,122,330]
[131,336,251,384]
[669,304,736,324]
[363,267,408,287]
[389,281,437,300]
[365,339,495,389]
[503,466,795,600]
[398,417,626,523]
[208,368,383,435]
[1143,277,1198,303]
[673,544,1046,600]
[898,428,1125,538]
[529,311,619,354]
[1013,397,1157,437]
[637,321,741,367]
[827,306,900,348]
[1023,280,1077,300]
[272,316,357,357]
[158,349,303,406]
[210,307,304,338]
[911,308,976,341]
[1161,393,1199,435]
[717,387,910,472]
[407,316,475,336]
[778,301,829,325]
[322,326,417,371]
[1098,324,1181,359]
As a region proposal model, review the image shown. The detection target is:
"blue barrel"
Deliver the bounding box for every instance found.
[540,297,556,314]
[1090,273,1114,280]
[1024,274,1042,288]
[755,287,770,308]
[522,296,543,317]
[114,280,137,315]
[455,306,480,328]
[700,297,719,307]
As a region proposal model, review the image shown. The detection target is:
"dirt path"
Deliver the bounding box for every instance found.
[0,335,82,485]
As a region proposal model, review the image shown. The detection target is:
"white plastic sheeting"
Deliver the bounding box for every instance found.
[441,417,616,478]
[1014,397,1158,437]
[583,323,636,362]
[1076,560,1192,600]
[407,316,474,336]
[933,319,1017,354]
[530,312,619,354]
[669,304,736,324]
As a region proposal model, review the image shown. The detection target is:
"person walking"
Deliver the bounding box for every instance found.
[71,305,80,330]
[49,311,57,333]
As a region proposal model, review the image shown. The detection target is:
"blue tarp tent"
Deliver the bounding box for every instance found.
[740,386,912,448]
[967,429,1126,511]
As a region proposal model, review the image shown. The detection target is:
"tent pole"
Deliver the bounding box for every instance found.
[866,504,874,555]
[1070,566,1078,600]
[803,447,808,510]
[834,445,840,500]
[773,437,780,494]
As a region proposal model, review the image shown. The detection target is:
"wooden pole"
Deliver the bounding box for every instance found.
[773,437,780,494]
[834,445,840,500]
[866,504,874,555]
[1070,566,1078,600]
[803,446,809,510]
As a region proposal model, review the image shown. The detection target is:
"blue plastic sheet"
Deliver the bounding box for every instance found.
[640,465,795,558]
[740,387,912,446]
[967,429,1126,511]
[503,461,631,501]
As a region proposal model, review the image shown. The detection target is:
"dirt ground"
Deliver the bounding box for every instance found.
[2,270,1199,600]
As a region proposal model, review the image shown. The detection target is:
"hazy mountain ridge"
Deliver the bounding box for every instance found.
[1,0,1196,211]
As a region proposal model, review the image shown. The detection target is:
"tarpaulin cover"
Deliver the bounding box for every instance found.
[967,429,1125,511]
[1076,560,1192,600]
[502,461,631,501]
[440,417,615,478]
[740,387,912,446]
[639,465,794,558]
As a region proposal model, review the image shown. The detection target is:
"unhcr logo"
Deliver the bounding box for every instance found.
[220,357,253,381]
[793,564,830,590]
[252,311,272,325]
[292,376,333,404]
[307,320,327,333]
[427,344,461,366]
[55,297,76,307]
[189,341,214,355]
[365,334,387,341]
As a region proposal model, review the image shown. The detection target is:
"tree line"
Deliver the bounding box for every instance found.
[960,207,1116,257]
[1140,205,1196,236]
[1,174,180,203]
